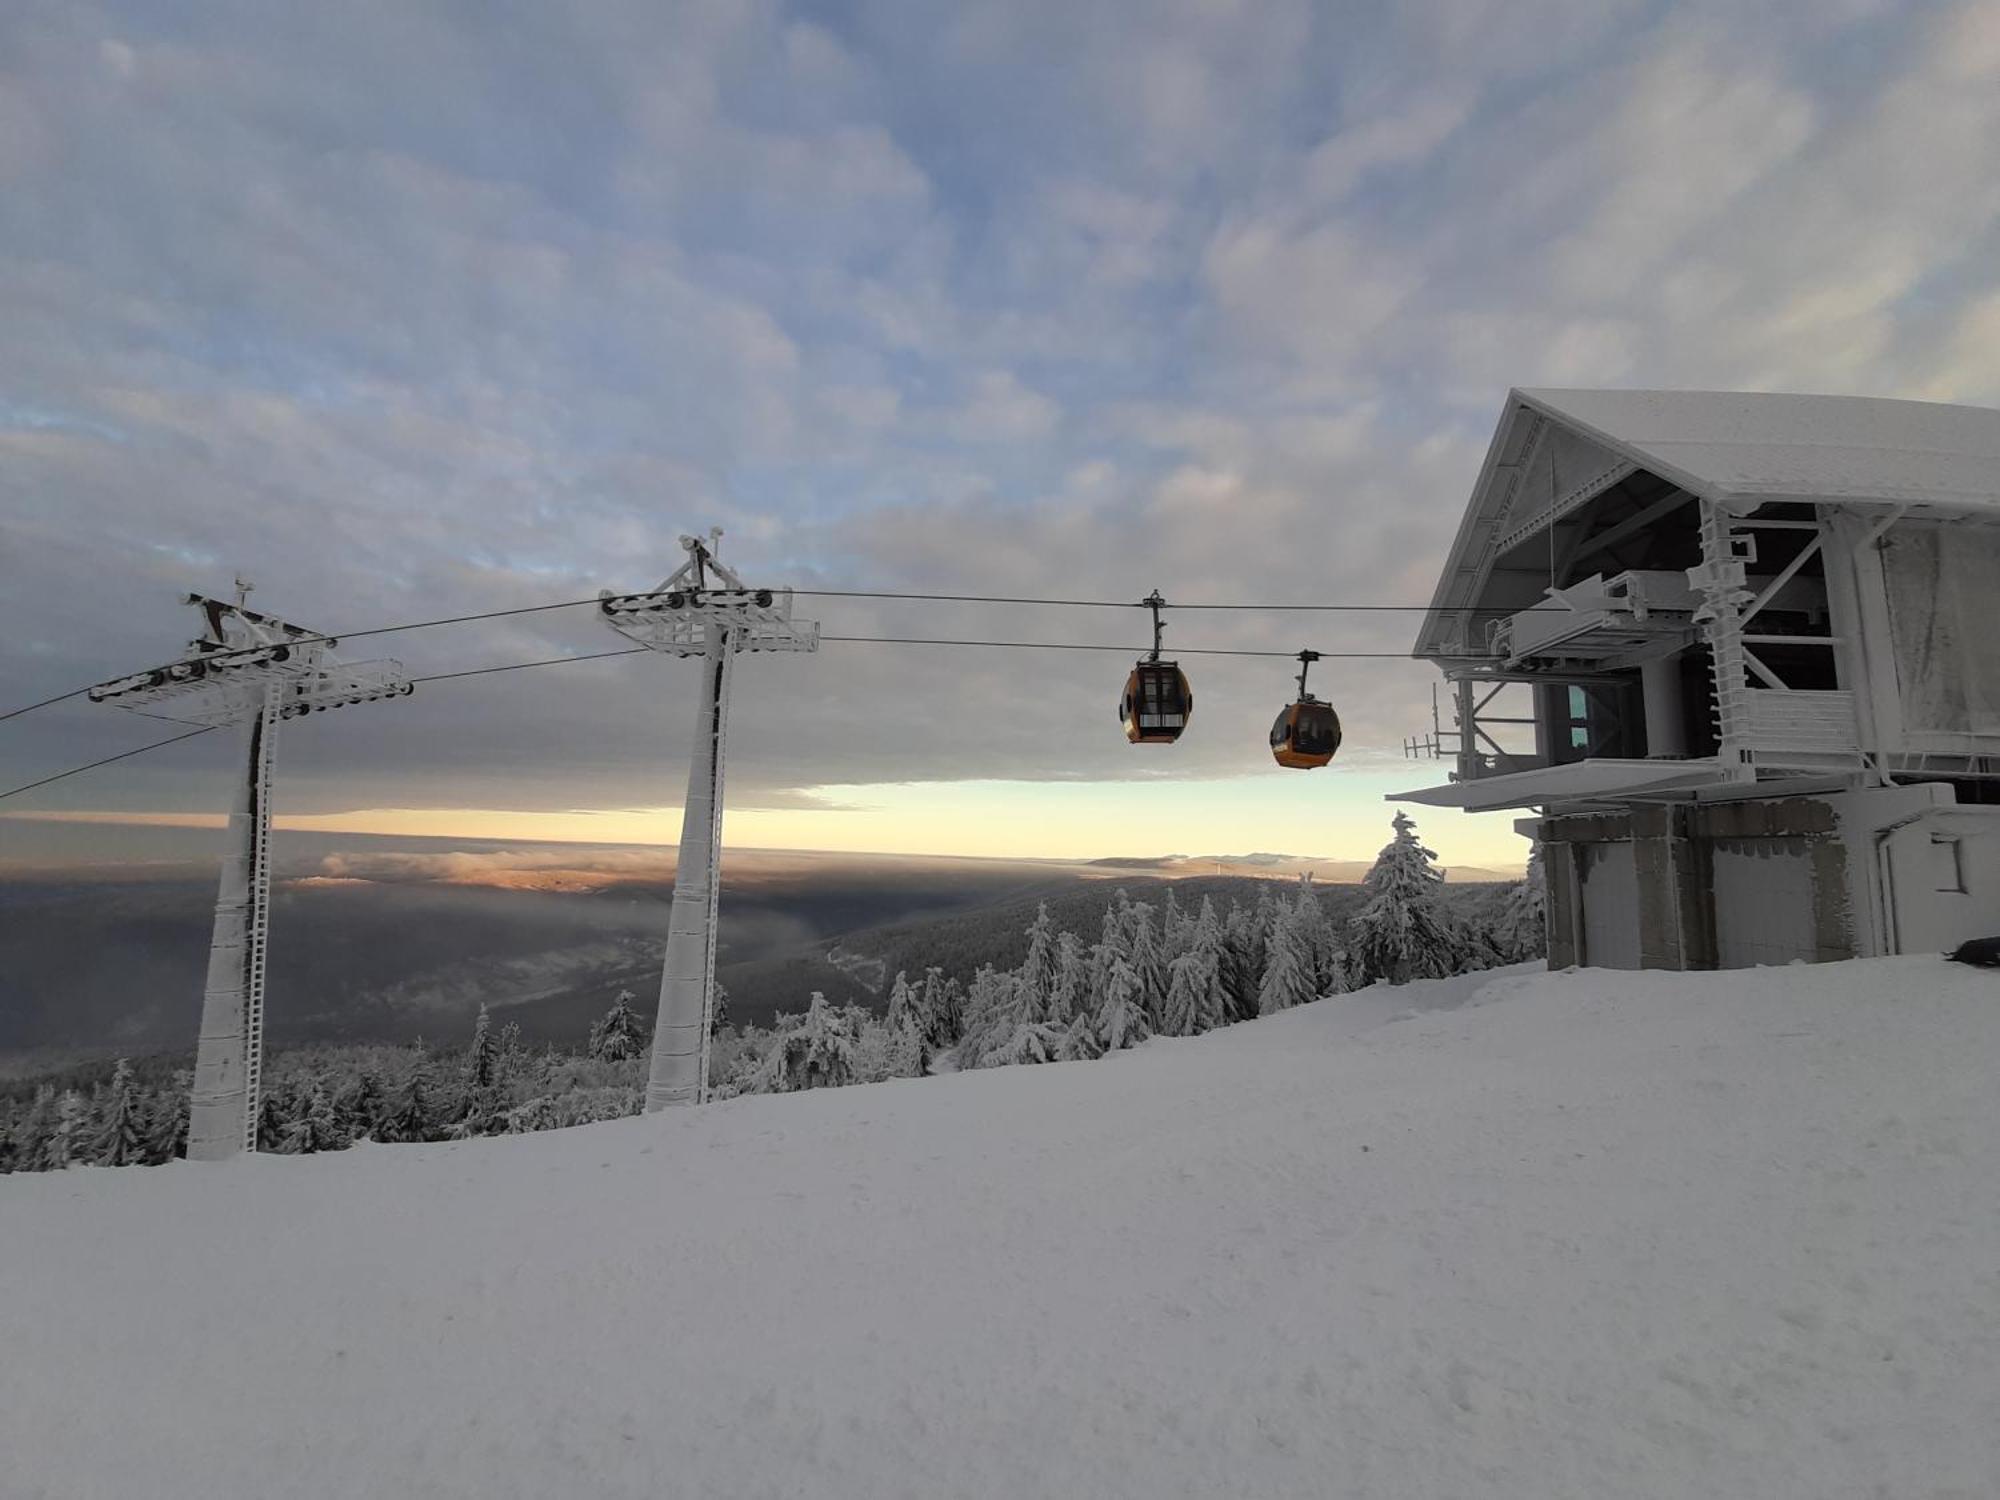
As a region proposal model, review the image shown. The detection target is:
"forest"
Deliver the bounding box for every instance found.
[0,814,1544,1173]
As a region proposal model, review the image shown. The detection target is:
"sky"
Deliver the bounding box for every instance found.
[3,0,2000,872]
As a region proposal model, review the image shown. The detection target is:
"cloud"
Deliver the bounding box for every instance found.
[5,0,2000,858]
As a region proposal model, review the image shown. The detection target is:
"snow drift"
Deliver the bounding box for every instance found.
[5,958,1998,1498]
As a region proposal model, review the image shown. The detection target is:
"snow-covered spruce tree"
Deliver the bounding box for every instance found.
[1094,953,1151,1052]
[1048,930,1088,1026]
[750,992,859,1093]
[589,989,649,1062]
[1256,900,1319,1016]
[1495,842,1548,962]
[92,1059,145,1168]
[1345,810,1467,987]
[1159,898,1233,1036]
[255,1085,292,1153]
[915,967,964,1054]
[47,1089,85,1170]
[1161,885,1191,962]
[881,971,931,1072]
[1127,904,1169,1030]
[280,1076,346,1155]
[984,1017,1064,1067]
[956,964,1025,1071]
[1054,1008,1104,1062]
[1017,903,1059,1023]
[710,981,732,1037]
[1289,885,1346,996]
[144,1078,189,1164]
[1218,901,1264,1023]
[466,1003,498,1089]
[11,1087,55,1173]
[379,1068,437,1145]
[340,1070,387,1143]
[885,970,917,1032]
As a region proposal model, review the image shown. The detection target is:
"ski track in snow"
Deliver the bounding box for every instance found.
[4,959,1999,1499]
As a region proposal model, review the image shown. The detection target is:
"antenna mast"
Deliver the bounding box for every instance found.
[601,531,819,1108]
[87,591,412,1159]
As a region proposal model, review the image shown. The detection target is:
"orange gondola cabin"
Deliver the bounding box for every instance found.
[1270,650,1341,768]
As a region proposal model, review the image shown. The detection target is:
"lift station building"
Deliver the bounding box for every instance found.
[1397,388,2000,970]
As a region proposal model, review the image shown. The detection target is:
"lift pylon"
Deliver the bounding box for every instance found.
[601,530,819,1109]
[87,589,412,1159]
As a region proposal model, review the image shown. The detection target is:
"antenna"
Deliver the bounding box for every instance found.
[1403,681,1446,760]
[87,593,413,1159]
[600,530,819,1108]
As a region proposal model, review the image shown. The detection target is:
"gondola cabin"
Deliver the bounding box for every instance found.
[1271,699,1341,769]
[1121,660,1192,744]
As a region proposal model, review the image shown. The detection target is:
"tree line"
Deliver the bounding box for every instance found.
[1,812,1543,1172]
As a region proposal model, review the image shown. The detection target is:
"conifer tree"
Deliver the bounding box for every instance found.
[1161,885,1190,961]
[956,964,1023,1070]
[885,971,916,1032]
[1086,907,1125,1015]
[13,1087,55,1173]
[1054,1008,1104,1062]
[380,1068,436,1145]
[1160,900,1231,1035]
[752,992,858,1093]
[711,980,732,1036]
[342,1070,387,1142]
[1219,901,1264,1022]
[145,1080,189,1164]
[467,1003,498,1088]
[1094,954,1150,1051]
[1017,904,1059,1022]
[589,990,649,1062]
[1495,842,1548,962]
[281,1076,344,1155]
[255,1086,292,1153]
[1127,905,1169,1028]
[92,1059,145,1167]
[1257,901,1319,1015]
[1346,810,1467,986]
[916,967,963,1053]
[1048,931,1088,1026]
[47,1090,84,1170]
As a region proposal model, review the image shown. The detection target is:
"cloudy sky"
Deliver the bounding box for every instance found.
[4,0,1999,868]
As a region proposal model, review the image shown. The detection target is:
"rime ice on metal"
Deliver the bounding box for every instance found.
[87,590,412,1159]
[601,530,818,1111]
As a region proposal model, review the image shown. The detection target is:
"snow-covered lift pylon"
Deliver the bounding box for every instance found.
[86,586,412,1160]
[600,531,819,1109]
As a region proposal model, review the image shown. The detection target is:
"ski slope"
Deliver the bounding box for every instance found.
[5,959,1998,1498]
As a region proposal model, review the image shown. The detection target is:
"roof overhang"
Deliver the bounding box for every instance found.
[1413,388,2000,663]
[1389,757,1739,812]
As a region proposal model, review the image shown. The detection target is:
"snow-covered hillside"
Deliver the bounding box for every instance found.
[5,959,1997,1499]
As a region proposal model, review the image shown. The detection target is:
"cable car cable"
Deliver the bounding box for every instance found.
[1,585,1540,724]
[0,724,219,802]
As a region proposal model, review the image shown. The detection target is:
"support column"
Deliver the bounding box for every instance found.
[188,693,278,1160]
[645,630,735,1110]
[1641,655,1687,758]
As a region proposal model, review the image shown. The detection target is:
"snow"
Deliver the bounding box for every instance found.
[6,958,2000,1499]
[1518,388,2000,515]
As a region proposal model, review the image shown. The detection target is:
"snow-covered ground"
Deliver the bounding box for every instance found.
[6,959,1998,1499]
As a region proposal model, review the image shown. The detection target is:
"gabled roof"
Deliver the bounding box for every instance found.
[1415,388,2000,661]
[1515,388,2000,512]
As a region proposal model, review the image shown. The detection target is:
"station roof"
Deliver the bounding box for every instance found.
[1414,388,2000,661]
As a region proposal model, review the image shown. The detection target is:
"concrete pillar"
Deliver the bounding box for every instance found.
[1642,654,1687,759]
